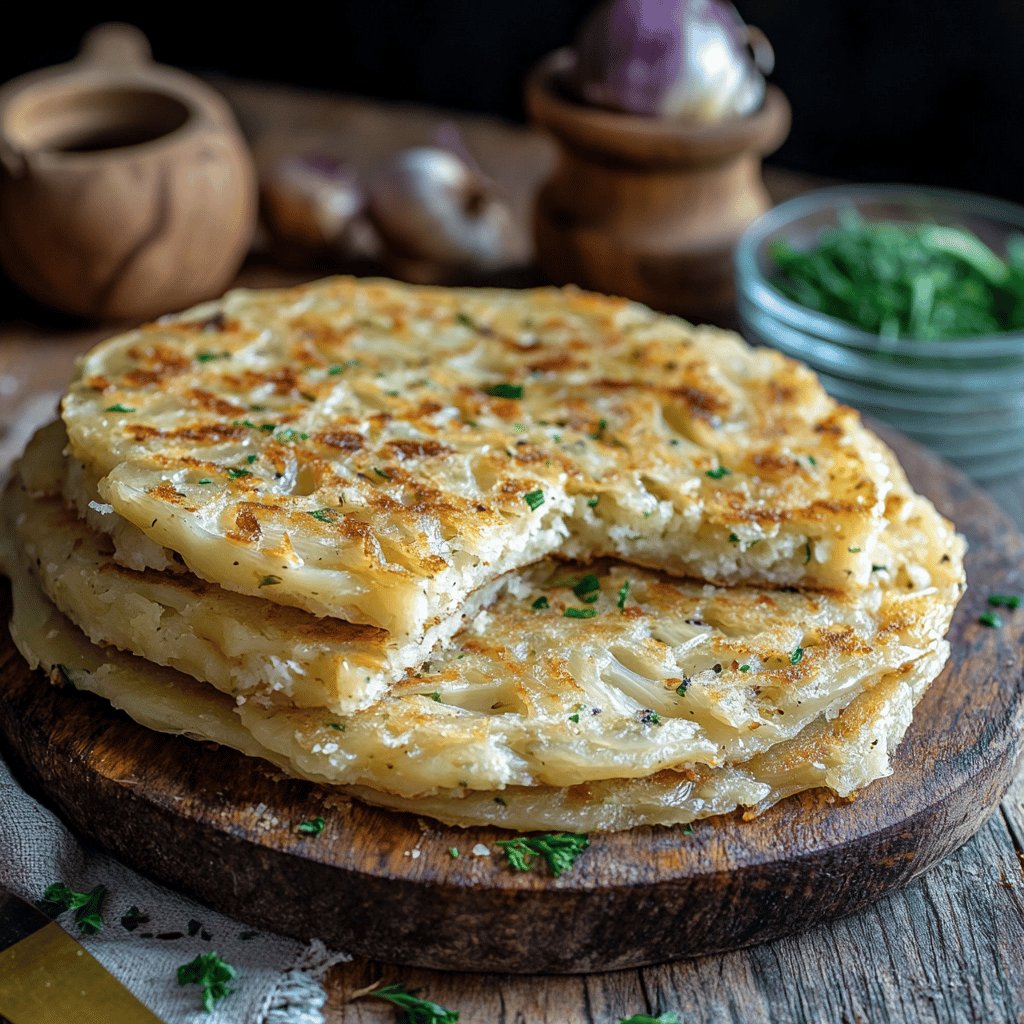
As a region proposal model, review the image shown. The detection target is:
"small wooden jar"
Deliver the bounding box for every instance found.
[526,48,790,325]
[0,24,257,322]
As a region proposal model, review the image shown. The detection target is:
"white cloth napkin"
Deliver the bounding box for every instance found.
[0,394,350,1022]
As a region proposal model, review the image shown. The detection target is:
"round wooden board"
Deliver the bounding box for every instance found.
[1,426,1022,974]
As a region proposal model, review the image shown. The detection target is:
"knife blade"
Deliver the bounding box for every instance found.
[0,889,163,1023]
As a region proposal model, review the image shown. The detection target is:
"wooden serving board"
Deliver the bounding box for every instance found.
[1,427,1022,974]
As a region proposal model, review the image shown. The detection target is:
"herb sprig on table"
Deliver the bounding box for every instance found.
[495,832,590,877]
[770,213,1024,341]
[367,983,459,1023]
[38,882,106,935]
[177,951,237,1013]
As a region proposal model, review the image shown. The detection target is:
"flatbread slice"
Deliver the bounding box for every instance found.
[62,277,897,637]
[6,458,963,793]
[1,537,945,833]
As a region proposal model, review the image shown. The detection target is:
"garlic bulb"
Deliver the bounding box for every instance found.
[366,147,522,271]
[574,0,772,122]
[261,154,366,254]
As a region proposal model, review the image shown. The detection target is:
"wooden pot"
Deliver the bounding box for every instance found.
[526,48,790,325]
[0,24,257,322]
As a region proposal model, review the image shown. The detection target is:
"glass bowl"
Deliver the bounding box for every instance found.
[734,184,1024,479]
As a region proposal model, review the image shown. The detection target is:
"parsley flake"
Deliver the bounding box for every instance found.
[531,596,550,610]
[104,403,135,413]
[121,905,150,931]
[587,496,600,508]
[308,508,338,523]
[568,712,580,723]
[572,574,601,599]
[564,607,597,619]
[848,546,862,553]
[803,541,812,565]
[871,564,888,573]
[197,478,212,485]
[675,679,690,697]
[449,847,460,858]
[638,708,662,726]
[740,664,751,672]
[523,489,545,511]
[297,817,325,836]
[729,532,740,544]
[373,467,392,480]
[979,610,1003,628]
[39,882,106,935]
[368,983,459,1024]
[617,579,631,610]
[988,594,1022,609]
[705,466,731,479]
[176,951,237,1013]
[196,351,229,363]
[495,833,589,877]
[226,467,252,479]
[790,647,804,664]
[485,382,524,399]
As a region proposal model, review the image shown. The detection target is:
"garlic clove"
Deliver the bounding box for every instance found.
[366,147,524,271]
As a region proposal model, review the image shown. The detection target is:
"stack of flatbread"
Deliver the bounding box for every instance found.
[1,278,965,832]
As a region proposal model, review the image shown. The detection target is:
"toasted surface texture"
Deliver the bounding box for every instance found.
[0,535,945,832]
[62,277,896,637]
[12,423,506,713]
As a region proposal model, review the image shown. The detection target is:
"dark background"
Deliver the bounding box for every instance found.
[4,1,1023,203]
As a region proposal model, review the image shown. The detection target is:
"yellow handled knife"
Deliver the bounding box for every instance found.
[0,889,163,1023]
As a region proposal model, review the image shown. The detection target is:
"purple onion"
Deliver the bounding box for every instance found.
[574,0,770,121]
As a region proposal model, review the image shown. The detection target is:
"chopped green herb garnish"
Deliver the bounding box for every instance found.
[373,467,392,480]
[638,709,662,726]
[675,680,690,697]
[485,382,524,400]
[245,454,258,464]
[258,575,282,587]
[39,883,106,935]
[871,564,888,573]
[523,489,545,511]
[572,574,601,599]
[617,579,631,610]
[196,351,229,363]
[988,594,1022,609]
[587,496,600,508]
[729,532,740,544]
[297,816,325,836]
[803,541,813,564]
[495,833,589,877]
[308,508,337,523]
[368,983,459,1024]
[430,691,442,702]
[705,466,731,479]
[176,951,237,1013]
[807,455,818,466]
[449,847,459,858]
[848,546,861,553]
[564,607,597,619]
[104,403,135,413]
[979,610,1003,628]
[531,596,550,610]
[226,467,252,479]
[770,214,1024,341]
[790,647,804,664]
[568,712,581,724]
[328,722,346,732]
[590,418,608,440]
[197,478,212,485]
[121,905,150,932]
[455,311,476,329]
[740,664,751,672]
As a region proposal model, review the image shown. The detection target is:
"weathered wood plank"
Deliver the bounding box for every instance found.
[321,811,1024,1023]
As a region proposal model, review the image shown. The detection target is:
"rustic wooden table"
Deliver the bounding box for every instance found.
[0,80,1021,1024]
